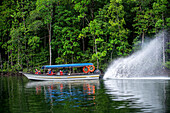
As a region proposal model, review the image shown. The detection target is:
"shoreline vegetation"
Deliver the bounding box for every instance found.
[0,0,170,73]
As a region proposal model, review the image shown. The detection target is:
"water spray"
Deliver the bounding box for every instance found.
[104,32,167,79]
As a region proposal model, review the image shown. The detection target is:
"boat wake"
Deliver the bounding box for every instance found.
[104,32,167,79]
[104,79,168,112]
[104,77,170,80]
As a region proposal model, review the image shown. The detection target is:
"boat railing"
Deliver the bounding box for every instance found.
[70,73,85,75]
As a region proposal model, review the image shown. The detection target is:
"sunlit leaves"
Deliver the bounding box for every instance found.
[28,36,40,49]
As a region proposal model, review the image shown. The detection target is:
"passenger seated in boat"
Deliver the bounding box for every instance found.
[47,69,53,75]
[60,70,63,75]
[52,69,56,75]
[35,69,41,75]
[63,68,68,75]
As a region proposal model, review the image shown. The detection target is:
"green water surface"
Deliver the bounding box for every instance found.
[0,74,170,113]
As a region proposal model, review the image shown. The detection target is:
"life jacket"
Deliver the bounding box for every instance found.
[35,71,41,74]
[48,70,53,75]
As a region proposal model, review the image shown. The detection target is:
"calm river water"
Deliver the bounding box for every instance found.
[0,74,170,113]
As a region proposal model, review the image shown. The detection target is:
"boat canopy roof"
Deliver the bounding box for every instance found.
[41,63,93,69]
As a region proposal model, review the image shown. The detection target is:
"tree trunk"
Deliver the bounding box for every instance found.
[83,16,85,52]
[162,13,165,65]
[48,22,52,65]
[23,12,28,69]
[142,31,145,46]
[0,53,2,70]
[82,38,85,52]
[91,0,94,20]
[94,36,99,69]
[93,37,95,53]
[155,31,159,62]
[72,54,74,73]
[10,50,13,66]
[91,1,95,53]
[162,30,165,65]
[111,48,114,60]
[48,8,53,65]
[18,39,20,68]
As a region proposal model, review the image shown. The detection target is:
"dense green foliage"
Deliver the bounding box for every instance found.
[0,0,169,72]
[165,42,170,69]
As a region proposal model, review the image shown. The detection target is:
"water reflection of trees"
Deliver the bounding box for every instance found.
[31,81,99,108]
[1,75,170,113]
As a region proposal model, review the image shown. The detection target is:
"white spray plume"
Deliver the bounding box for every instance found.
[104,32,166,79]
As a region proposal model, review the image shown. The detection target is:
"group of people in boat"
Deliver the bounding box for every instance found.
[46,69,66,75]
[35,68,68,75]
[34,65,101,75]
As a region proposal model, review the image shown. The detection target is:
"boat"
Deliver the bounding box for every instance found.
[22,63,101,81]
[25,79,100,88]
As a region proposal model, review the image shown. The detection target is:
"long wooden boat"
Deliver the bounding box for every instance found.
[26,79,100,88]
[23,63,101,81]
